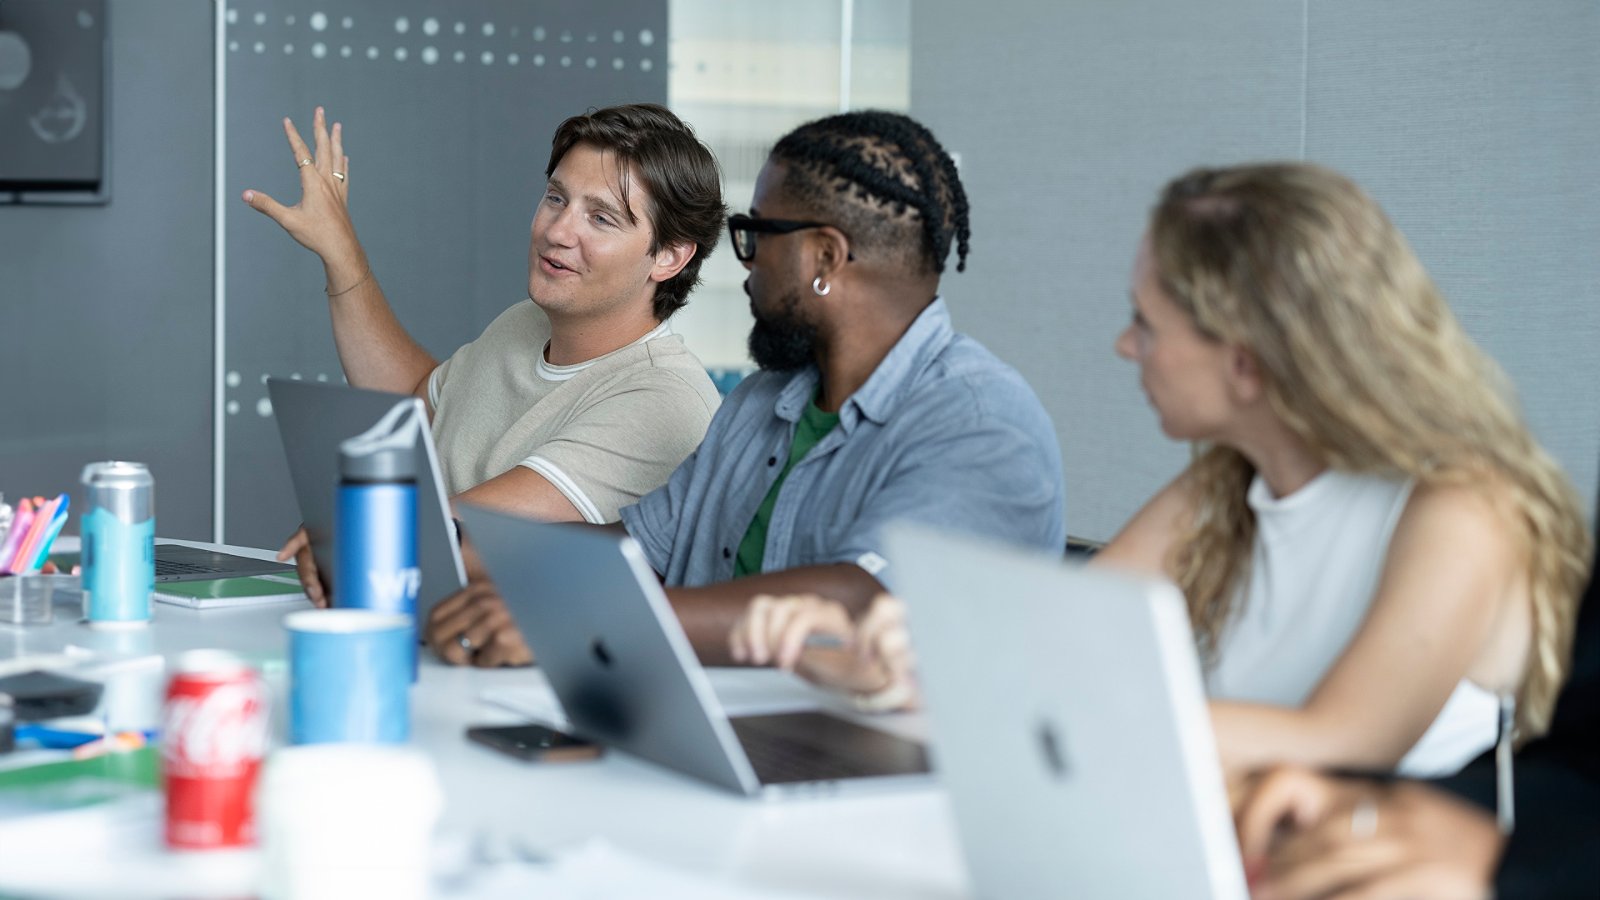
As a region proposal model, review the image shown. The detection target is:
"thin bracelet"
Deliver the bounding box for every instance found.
[326,266,372,297]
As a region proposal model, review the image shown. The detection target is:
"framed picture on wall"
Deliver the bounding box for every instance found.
[0,0,109,205]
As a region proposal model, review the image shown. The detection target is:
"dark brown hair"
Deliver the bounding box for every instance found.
[546,104,725,320]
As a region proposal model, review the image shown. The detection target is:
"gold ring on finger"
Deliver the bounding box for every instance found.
[297,157,313,168]
[332,171,346,181]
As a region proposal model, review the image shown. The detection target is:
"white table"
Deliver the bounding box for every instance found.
[0,543,970,898]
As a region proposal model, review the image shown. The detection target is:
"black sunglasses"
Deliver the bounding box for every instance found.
[727,214,853,262]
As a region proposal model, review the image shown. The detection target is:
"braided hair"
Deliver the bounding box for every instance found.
[770,110,970,276]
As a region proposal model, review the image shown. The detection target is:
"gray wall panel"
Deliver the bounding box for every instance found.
[222,0,668,547]
[0,0,213,539]
[1303,0,1600,511]
[913,0,1600,541]
[912,0,1304,540]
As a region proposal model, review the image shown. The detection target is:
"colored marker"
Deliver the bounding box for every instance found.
[11,494,62,575]
[12,724,159,750]
[0,498,35,573]
[23,494,70,574]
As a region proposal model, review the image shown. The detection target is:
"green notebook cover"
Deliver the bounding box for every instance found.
[0,747,159,817]
[154,575,305,608]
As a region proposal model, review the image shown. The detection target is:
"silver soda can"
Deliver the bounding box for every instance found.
[81,461,155,628]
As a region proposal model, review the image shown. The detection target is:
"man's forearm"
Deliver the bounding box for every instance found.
[324,257,439,398]
[669,563,883,665]
[455,510,626,585]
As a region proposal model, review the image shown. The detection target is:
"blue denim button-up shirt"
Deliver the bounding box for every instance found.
[620,299,1065,590]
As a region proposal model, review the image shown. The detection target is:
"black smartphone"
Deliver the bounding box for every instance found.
[465,723,602,762]
[0,670,104,720]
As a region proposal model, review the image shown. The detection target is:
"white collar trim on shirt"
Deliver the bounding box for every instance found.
[536,319,674,382]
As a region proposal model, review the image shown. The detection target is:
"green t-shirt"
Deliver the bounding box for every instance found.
[733,396,840,577]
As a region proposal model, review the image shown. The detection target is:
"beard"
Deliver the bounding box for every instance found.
[747,285,818,372]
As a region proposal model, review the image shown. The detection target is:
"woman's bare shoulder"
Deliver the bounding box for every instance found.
[1093,469,1201,579]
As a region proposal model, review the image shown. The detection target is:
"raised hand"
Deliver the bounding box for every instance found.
[241,106,367,286]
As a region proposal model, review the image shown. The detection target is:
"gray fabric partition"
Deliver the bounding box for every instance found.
[912,0,1600,541]
[0,0,214,539]
[222,0,667,548]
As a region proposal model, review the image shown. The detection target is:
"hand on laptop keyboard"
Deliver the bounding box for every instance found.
[728,594,919,712]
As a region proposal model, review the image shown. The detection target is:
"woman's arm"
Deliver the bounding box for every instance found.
[1212,480,1523,773]
[1091,469,1197,580]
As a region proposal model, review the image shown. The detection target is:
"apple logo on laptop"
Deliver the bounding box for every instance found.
[590,637,614,669]
[1035,719,1071,779]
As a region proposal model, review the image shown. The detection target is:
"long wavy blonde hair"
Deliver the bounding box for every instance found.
[1153,163,1590,740]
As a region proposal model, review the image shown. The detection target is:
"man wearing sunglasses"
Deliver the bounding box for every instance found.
[425,110,1064,666]
[245,104,726,620]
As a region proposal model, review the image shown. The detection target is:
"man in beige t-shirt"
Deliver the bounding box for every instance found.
[429,301,718,523]
[244,103,727,616]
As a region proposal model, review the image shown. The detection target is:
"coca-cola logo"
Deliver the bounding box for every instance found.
[163,681,270,777]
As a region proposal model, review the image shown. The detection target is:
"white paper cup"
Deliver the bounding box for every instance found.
[258,744,442,900]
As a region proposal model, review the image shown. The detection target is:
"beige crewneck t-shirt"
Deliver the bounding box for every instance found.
[427,300,721,523]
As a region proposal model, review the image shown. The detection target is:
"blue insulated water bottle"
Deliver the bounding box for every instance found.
[335,403,422,677]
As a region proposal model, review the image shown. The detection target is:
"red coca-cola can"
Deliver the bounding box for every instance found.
[161,650,270,849]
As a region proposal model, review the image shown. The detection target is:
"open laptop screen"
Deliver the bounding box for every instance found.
[267,378,466,613]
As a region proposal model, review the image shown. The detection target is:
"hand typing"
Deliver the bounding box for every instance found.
[728,593,919,712]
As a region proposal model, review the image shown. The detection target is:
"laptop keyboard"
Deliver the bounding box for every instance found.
[155,558,230,578]
[152,548,293,582]
[735,725,878,783]
[731,711,930,786]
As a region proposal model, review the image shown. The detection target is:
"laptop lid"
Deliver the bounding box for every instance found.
[460,504,932,796]
[266,378,466,613]
[458,503,761,794]
[885,523,1247,900]
[152,544,294,583]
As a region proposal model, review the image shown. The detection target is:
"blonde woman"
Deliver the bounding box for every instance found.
[731,163,1590,778]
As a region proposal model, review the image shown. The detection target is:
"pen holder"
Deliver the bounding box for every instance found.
[0,573,76,625]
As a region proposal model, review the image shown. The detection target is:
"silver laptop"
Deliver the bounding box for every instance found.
[152,543,294,582]
[458,504,931,798]
[886,524,1247,900]
[52,540,290,583]
[267,378,466,614]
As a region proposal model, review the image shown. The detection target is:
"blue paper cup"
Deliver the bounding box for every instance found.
[284,609,413,745]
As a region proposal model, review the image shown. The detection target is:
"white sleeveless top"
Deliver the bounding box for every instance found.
[1204,470,1498,777]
